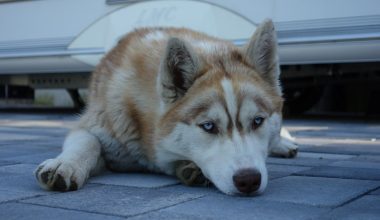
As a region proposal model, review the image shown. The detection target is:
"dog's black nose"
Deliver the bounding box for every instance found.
[233,168,261,194]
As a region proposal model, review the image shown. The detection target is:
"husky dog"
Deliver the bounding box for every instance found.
[35,19,297,195]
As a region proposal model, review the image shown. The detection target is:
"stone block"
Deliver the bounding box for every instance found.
[319,195,380,220]
[296,166,380,180]
[89,173,179,188]
[0,202,123,220]
[22,185,204,217]
[260,176,379,207]
[130,194,328,220]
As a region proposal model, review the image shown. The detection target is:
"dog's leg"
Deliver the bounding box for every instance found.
[175,161,210,186]
[269,128,298,158]
[35,129,104,191]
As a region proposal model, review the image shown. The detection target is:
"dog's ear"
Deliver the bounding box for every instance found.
[159,37,200,104]
[245,19,280,89]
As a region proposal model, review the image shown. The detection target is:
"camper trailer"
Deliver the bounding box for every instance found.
[1,0,379,113]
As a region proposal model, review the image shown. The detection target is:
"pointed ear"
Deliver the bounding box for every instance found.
[159,37,200,104]
[245,19,280,86]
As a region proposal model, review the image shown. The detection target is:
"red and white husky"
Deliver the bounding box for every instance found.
[35,19,297,196]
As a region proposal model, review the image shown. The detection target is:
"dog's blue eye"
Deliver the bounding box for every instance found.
[200,121,218,134]
[202,122,214,131]
[252,116,265,130]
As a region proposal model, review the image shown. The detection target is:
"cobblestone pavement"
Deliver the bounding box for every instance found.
[0,113,379,219]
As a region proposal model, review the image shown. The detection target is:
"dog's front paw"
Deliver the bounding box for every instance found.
[270,138,298,158]
[175,161,210,186]
[35,158,87,191]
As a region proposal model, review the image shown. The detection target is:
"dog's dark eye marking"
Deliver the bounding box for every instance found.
[252,116,265,130]
[199,121,219,134]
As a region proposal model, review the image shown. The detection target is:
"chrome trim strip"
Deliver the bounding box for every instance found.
[0,37,74,51]
[0,48,105,59]
[233,37,380,47]
[106,0,142,5]
[275,15,380,30]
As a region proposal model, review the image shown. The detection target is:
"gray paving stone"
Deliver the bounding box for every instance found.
[0,129,67,144]
[0,161,18,167]
[0,137,64,147]
[301,144,380,155]
[293,129,380,140]
[260,176,380,207]
[130,211,204,220]
[319,195,380,220]
[0,150,38,160]
[369,188,380,195]
[0,113,379,219]
[330,160,380,169]
[3,151,59,165]
[267,164,312,173]
[297,152,354,160]
[0,140,62,150]
[353,155,380,162]
[22,185,204,217]
[267,156,335,167]
[89,173,180,188]
[0,174,55,197]
[0,163,37,176]
[268,171,292,180]
[0,126,68,135]
[0,189,41,203]
[0,133,47,142]
[267,164,312,180]
[130,194,329,220]
[343,195,380,210]
[163,183,220,196]
[0,202,123,220]
[0,144,60,160]
[296,166,380,180]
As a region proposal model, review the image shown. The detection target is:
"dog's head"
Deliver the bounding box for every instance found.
[155,20,283,195]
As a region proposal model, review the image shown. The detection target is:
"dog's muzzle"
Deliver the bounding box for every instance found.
[233,168,261,194]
